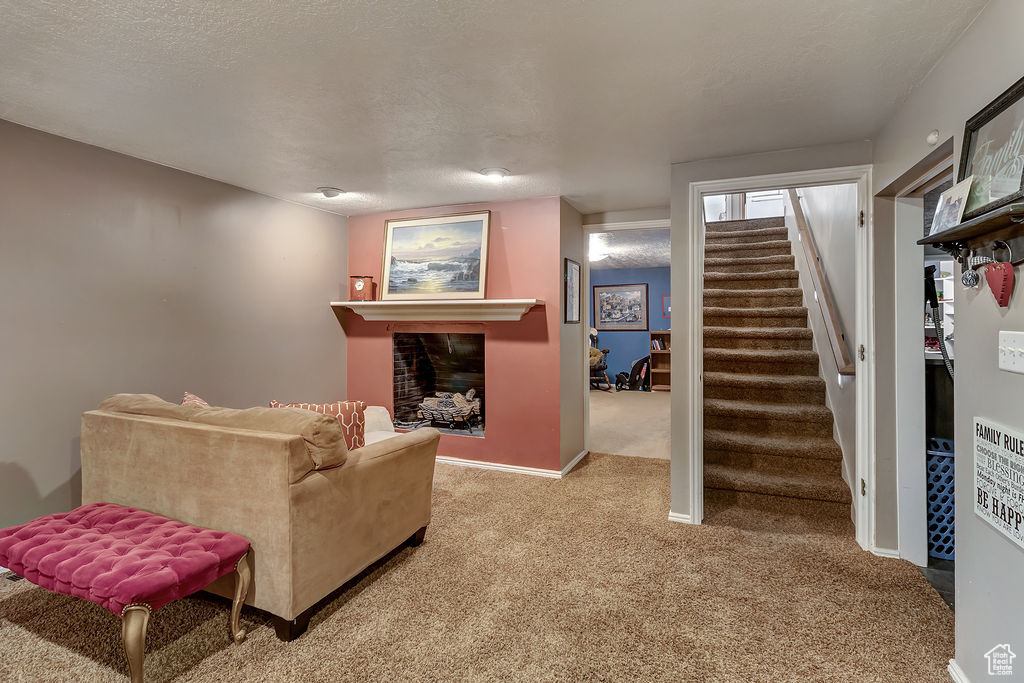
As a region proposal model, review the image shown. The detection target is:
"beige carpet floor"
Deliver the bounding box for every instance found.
[589,389,670,459]
[0,454,952,682]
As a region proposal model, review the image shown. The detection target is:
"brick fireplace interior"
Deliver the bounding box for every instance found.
[393,332,485,437]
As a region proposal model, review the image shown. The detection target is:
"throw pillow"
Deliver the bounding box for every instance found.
[269,400,366,450]
[181,392,211,408]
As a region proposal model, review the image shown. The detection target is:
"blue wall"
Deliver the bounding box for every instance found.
[590,266,670,379]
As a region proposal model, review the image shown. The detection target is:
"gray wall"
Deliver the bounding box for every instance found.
[0,120,348,528]
[871,0,1024,675]
[668,141,873,519]
[798,184,858,350]
[582,206,669,225]
[559,198,586,467]
[783,192,856,499]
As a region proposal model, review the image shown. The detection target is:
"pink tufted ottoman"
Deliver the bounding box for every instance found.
[0,502,251,682]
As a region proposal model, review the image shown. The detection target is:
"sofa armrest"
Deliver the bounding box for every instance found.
[363,405,395,433]
[286,427,440,617]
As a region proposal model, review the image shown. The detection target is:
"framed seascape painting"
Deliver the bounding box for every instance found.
[381,211,490,300]
[594,283,648,331]
[564,258,581,324]
[959,75,1024,220]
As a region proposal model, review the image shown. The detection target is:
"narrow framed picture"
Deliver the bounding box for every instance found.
[564,258,581,324]
[381,211,489,300]
[662,294,671,319]
[594,283,648,331]
[959,74,1024,220]
[928,176,974,236]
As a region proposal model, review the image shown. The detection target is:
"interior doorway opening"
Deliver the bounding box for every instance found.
[880,146,957,607]
[584,225,671,461]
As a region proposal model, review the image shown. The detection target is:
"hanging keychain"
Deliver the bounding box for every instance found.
[984,241,1016,308]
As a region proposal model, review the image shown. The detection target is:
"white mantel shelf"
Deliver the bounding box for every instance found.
[331,299,544,322]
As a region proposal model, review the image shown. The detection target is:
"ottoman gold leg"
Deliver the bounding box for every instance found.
[229,552,251,644]
[121,604,151,683]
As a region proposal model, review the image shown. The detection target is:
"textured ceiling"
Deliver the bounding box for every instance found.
[0,0,988,215]
[590,229,670,270]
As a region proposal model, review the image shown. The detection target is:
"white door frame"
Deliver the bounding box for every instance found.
[582,219,671,453]
[687,165,879,553]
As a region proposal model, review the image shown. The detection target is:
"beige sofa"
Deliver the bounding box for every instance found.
[80,394,439,640]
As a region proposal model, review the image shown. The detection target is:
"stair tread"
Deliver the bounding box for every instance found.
[705,227,788,240]
[703,398,833,421]
[703,428,840,460]
[704,269,798,280]
[705,218,785,231]
[704,306,807,316]
[705,255,794,265]
[705,463,852,503]
[703,371,824,389]
[705,240,791,252]
[703,348,818,361]
[704,326,812,339]
[704,287,802,297]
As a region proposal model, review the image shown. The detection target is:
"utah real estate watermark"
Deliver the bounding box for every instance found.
[985,644,1015,676]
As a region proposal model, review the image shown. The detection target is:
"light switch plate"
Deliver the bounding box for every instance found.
[998,331,1024,374]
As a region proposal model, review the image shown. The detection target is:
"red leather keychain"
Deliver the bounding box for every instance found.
[985,241,1016,308]
[985,262,1014,307]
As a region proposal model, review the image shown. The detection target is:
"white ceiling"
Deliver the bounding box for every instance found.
[0,1,988,216]
[590,229,670,270]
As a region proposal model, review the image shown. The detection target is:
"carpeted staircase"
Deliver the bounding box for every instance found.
[703,216,852,513]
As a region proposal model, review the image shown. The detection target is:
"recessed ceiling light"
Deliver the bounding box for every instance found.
[479,167,510,181]
[317,186,344,198]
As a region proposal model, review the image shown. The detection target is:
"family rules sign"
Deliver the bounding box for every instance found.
[975,417,1024,551]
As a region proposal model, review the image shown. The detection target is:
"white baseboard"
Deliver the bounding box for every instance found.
[561,450,589,477]
[435,455,562,479]
[667,510,696,524]
[947,659,971,683]
[855,538,901,559]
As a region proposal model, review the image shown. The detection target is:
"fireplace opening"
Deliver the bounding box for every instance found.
[393,333,484,437]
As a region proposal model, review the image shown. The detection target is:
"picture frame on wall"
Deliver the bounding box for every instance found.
[564,258,581,324]
[594,283,648,331]
[662,294,671,319]
[381,211,490,300]
[959,75,1024,220]
[928,175,974,235]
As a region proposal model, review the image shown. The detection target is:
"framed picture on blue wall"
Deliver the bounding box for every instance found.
[594,283,648,331]
[662,294,671,319]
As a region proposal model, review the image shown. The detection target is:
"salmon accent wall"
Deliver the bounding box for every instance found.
[346,197,564,470]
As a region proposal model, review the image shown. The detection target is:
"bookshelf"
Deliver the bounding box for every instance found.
[650,330,671,392]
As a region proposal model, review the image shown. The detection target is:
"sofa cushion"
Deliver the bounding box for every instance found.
[181,391,211,408]
[99,394,199,421]
[269,400,366,450]
[98,394,347,471]
[191,406,348,470]
[364,430,400,446]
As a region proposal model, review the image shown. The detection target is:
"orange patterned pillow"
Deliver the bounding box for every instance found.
[181,392,211,408]
[269,400,366,450]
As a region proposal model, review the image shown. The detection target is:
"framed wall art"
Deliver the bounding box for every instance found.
[594,283,648,331]
[381,211,490,300]
[928,176,974,235]
[959,75,1024,220]
[564,258,581,324]
[662,294,671,319]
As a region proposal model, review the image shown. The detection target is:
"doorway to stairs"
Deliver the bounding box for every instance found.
[685,166,876,551]
[584,224,671,460]
[701,188,856,525]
